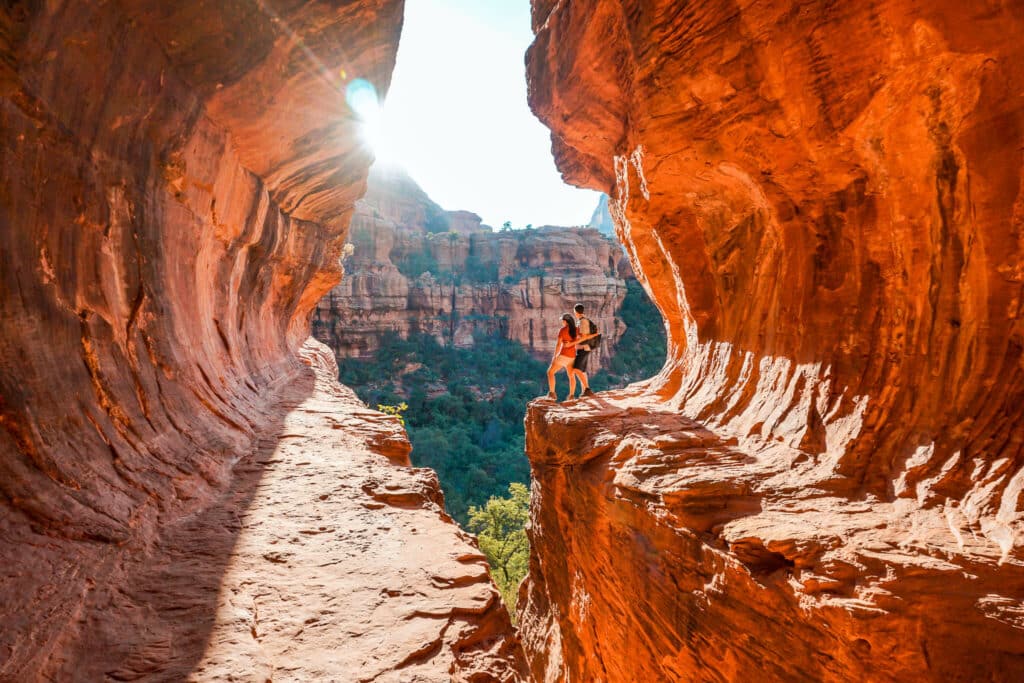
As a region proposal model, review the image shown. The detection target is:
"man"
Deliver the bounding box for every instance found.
[571,303,597,398]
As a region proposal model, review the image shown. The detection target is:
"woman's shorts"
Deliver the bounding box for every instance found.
[550,355,575,370]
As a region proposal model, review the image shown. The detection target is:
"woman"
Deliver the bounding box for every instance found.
[546,313,598,401]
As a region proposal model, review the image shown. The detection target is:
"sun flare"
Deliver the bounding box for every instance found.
[345,77,398,165]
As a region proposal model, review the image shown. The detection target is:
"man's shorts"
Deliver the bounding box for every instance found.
[573,349,590,372]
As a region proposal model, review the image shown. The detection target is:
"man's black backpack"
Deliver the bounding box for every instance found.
[580,316,602,350]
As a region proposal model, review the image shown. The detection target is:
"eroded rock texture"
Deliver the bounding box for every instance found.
[523,1,1024,680]
[1,2,522,679]
[313,166,629,367]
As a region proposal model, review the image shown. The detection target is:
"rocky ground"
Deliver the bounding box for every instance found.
[521,388,1024,681]
[180,342,524,682]
[1,341,525,681]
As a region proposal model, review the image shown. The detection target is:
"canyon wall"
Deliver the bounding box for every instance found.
[313,166,629,369]
[522,1,1024,681]
[0,2,521,679]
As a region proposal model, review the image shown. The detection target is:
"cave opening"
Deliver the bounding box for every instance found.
[310,0,668,619]
[8,0,1022,679]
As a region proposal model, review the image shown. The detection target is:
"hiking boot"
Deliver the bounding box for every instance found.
[546,391,557,400]
[582,388,595,397]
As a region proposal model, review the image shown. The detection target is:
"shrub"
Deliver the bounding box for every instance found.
[396,249,439,279]
[468,483,530,617]
[465,253,499,283]
[377,402,408,425]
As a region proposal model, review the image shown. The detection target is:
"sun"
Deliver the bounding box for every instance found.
[345,77,400,165]
[361,113,399,165]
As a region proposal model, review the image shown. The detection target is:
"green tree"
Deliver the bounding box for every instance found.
[396,249,438,279]
[468,482,530,617]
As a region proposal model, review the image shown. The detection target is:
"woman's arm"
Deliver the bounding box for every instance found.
[553,339,563,361]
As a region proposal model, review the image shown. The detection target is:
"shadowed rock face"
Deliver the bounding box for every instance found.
[0,2,523,679]
[1,0,398,563]
[523,1,1024,680]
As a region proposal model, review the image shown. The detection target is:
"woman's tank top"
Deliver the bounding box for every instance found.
[558,328,577,358]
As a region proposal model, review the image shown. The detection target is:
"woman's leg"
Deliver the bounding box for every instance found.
[566,367,576,398]
[547,364,557,394]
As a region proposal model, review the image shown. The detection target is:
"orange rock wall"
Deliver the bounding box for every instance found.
[0,2,521,679]
[522,1,1024,680]
[2,0,391,542]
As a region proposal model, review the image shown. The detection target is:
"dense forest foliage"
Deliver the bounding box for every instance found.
[336,280,667,524]
[590,280,668,390]
[336,279,665,613]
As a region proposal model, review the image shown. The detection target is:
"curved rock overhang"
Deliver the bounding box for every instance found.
[2,0,401,553]
[1,3,524,680]
[521,1,1024,680]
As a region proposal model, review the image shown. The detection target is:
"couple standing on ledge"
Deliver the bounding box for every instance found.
[546,303,601,402]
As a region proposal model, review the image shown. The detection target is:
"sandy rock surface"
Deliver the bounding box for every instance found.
[2,342,525,681]
[522,390,1024,681]
[182,342,524,682]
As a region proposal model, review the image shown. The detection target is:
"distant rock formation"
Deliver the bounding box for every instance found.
[588,194,615,237]
[313,166,629,369]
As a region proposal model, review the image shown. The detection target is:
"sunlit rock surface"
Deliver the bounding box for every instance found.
[0,2,522,679]
[187,342,524,682]
[522,1,1024,680]
[313,166,628,368]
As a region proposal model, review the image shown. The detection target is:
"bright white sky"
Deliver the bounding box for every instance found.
[368,0,600,229]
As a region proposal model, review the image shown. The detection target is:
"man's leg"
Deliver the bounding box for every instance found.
[573,351,591,394]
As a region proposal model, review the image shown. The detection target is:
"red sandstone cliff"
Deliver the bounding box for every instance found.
[522,1,1024,681]
[313,166,629,368]
[0,2,522,679]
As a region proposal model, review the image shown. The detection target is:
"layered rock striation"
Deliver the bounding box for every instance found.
[523,1,1024,680]
[314,166,629,368]
[0,2,522,679]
